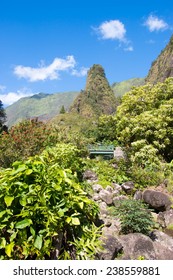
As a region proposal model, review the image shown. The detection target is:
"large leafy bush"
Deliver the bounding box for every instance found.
[116,78,173,162]
[0,144,100,259]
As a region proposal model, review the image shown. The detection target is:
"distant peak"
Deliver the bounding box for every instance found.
[70,64,117,117]
[30,93,49,99]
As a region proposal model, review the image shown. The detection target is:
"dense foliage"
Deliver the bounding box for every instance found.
[116,78,173,162]
[0,119,59,168]
[0,144,100,260]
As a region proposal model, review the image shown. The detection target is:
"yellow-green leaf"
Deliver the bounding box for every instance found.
[71,217,80,225]
[5,242,15,257]
[25,169,33,175]
[58,209,65,217]
[0,237,6,249]
[4,196,14,207]
[66,217,72,224]
[0,210,6,218]
[78,202,84,209]
[15,219,32,229]
[34,235,43,250]
[30,226,35,236]
[19,196,27,206]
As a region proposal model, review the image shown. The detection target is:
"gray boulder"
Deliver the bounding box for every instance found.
[83,170,98,182]
[98,201,108,215]
[92,184,103,193]
[142,189,172,211]
[113,147,126,161]
[157,209,173,228]
[121,181,135,195]
[99,189,113,205]
[133,190,143,200]
[150,230,173,259]
[119,233,156,260]
[99,234,123,260]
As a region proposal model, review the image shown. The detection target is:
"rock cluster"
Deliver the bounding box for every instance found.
[83,169,173,259]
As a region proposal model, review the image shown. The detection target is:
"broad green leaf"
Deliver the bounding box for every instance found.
[10,231,17,242]
[0,237,6,249]
[5,242,15,257]
[66,217,72,224]
[25,169,33,175]
[30,226,35,236]
[71,217,80,225]
[4,196,14,207]
[34,235,43,250]
[0,210,6,218]
[19,196,27,206]
[14,182,24,186]
[58,209,65,217]
[15,219,32,229]
[78,202,84,209]
[11,165,26,175]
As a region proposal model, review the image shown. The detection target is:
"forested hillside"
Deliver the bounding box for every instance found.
[5,74,144,127]
[146,35,173,84]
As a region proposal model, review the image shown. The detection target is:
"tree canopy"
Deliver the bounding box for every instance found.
[0,100,6,133]
[116,77,173,162]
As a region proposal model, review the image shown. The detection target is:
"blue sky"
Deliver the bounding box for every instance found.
[0,0,173,106]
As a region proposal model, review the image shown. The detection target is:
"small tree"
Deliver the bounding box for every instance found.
[60,105,66,114]
[112,199,155,235]
[0,100,6,133]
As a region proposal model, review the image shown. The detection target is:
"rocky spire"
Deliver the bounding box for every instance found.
[70,64,117,117]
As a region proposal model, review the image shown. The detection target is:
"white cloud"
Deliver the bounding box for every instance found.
[14,55,76,82]
[0,88,34,106]
[144,15,169,32]
[71,67,89,77]
[124,46,134,52]
[94,20,126,41]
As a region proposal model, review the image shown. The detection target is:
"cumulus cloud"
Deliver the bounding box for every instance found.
[0,88,34,106]
[14,55,77,82]
[144,15,169,32]
[94,20,126,41]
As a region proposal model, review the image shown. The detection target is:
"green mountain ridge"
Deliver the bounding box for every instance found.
[5,77,144,127]
[6,91,79,127]
[112,77,145,97]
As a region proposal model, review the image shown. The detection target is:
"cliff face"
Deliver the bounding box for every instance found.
[70,64,118,118]
[146,35,173,84]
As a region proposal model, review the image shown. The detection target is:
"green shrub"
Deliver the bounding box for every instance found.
[0,144,100,260]
[0,119,59,168]
[84,158,129,187]
[112,199,155,235]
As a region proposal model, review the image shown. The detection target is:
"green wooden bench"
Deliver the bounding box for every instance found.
[88,144,114,159]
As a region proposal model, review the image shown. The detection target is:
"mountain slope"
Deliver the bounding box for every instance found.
[5,91,79,127]
[70,64,118,117]
[112,78,145,97]
[146,35,173,84]
[5,71,146,128]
